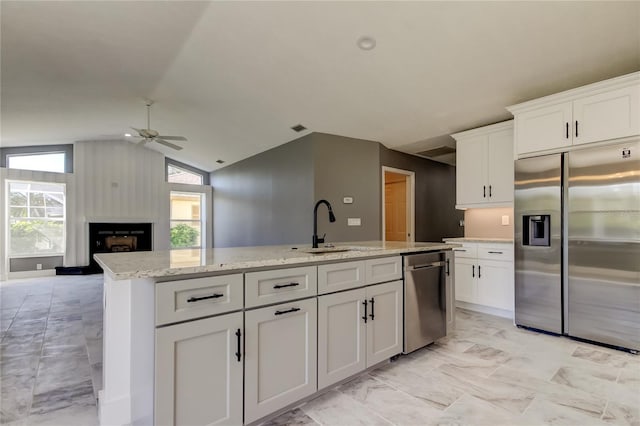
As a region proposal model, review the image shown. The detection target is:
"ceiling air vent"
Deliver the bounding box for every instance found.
[291,124,307,132]
[416,146,456,158]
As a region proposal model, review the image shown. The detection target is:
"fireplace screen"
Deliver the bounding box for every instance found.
[105,236,137,252]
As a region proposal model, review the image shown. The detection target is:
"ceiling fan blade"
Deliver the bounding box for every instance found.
[157,135,187,141]
[154,138,183,150]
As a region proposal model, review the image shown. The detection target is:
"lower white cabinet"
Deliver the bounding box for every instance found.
[155,311,243,426]
[318,280,402,389]
[244,298,317,424]
[453,243,514,315]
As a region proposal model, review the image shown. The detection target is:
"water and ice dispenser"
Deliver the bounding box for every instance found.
[522,215,551,246]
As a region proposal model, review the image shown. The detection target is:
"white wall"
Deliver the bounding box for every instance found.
[1,140,213,279]
[72,141,168,265]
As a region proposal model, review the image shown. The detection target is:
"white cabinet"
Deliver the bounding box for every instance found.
[155,312,243,426]
[453,243,514,317]
[318,261,365,294]
[365,280,403,366]
[317,288,366,389]
[453,120,514,208]
[244,298,317,424]
[318,280,402,390]
[509,72,640,157]
[445,251,455,333]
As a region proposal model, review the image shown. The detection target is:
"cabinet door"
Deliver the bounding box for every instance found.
[318,288,366,389]
[573,85,640,145]
[365,280,402,367]
[454,257,476,304]
[155,312,243,426]
[516,102,572,155]
[487,128,514,203]
[445,252,455,333]
[476,260,514,311]
[244,298,317,424]
[456,136,488,205]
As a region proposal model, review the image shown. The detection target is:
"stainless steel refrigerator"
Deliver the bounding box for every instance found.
[515,140,640,352]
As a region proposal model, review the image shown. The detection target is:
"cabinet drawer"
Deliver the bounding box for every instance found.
[318,261,365,294]
[365,256,402,284]
[245,266,317,308]
[452,245,477,259]
[477,246,513,262]
[156,274,243,326]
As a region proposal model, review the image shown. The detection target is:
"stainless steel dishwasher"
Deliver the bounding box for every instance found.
[403,251,447,353]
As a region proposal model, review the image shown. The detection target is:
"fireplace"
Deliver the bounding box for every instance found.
[89,222,152,271]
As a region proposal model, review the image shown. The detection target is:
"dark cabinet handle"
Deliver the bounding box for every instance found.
[369,298,375,320]
[472,265,475,278]
[483,185,486,198]
[488,251,503,254]
[566,122,569,139]
[235,329,241,362]
[575,120,579,138]
[187,293,223,303]
[489,185,492,197]
[478,265,482,278]
[362,299,368,323]
[446,259,450,276]
[274,307,301,316]
[273,282,299,289]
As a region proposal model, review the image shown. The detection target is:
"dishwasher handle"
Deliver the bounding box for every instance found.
[406,261,445,271]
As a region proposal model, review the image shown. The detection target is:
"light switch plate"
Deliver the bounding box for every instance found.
[501,215,510,226]
[347,218,361,226]
[343,197,353,204]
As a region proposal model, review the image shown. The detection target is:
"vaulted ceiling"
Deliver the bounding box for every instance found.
[2,1,639,171]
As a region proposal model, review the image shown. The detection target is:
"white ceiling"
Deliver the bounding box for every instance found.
[2,1,639,171]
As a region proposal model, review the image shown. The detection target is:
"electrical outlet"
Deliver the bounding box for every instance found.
[36,263,43,270]
[501,215,510,226]
[347,218,361,226]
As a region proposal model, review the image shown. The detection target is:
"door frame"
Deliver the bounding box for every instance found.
[381,166,415,243]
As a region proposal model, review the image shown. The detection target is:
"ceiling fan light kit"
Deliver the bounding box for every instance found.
[128,100,187,151]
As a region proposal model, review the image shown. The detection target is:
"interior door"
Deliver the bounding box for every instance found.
[384,171,407,241]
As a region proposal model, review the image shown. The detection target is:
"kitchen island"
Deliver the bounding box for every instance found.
[94,241,457,426]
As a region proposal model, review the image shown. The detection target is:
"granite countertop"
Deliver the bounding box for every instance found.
[94,240,460,280]
[443,237,514,244]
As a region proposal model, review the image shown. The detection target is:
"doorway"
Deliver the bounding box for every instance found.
[382,167,415,242]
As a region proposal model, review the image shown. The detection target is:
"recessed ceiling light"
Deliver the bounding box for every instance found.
[357,36,376,51]
[291,124,307,132]
[124,133,132,137]
[216,159,225,164]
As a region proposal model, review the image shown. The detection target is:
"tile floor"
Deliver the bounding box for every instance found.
[1,274,103,425]
[1,275,639,426]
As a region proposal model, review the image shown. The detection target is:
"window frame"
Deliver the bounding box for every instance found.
[6,179,67,258]
[165,158,209,185]
[1,144,73,173]
[169,190,206,249]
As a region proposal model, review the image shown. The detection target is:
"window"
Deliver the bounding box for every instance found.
[1,144,73,173]
[167,163,203,185]
[7,152,66,173]
[8,181,66,256]
[166,158,209,185]
[170,191,204,249]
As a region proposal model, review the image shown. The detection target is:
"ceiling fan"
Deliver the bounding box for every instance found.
[128,100,187,150]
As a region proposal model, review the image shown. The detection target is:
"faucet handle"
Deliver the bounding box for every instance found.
[317,233,326,244]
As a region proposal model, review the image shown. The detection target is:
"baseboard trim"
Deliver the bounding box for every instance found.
[456,301,514,319]
[99,392,132,426]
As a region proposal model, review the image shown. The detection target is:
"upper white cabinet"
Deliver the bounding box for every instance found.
[453,120,514,208]
[508,72,640,157]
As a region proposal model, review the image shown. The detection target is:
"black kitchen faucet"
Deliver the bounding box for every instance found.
[312,199,336,248]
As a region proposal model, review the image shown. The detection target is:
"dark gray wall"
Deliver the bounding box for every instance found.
[313,133,381,243]
[380,147,464,242]
[210,135,314,247]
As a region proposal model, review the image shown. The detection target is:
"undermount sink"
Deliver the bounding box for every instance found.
[298,247,351,254]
